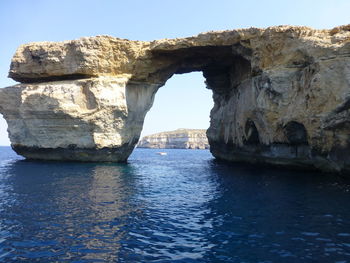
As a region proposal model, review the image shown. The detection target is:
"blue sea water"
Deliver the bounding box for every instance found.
[1,146,350,262]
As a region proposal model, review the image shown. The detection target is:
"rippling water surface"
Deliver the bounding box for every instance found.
[1,146,350,262]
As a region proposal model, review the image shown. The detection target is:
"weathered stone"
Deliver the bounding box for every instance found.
[0,25,350,172]
[0,76,159,161]
[138,129,209,149]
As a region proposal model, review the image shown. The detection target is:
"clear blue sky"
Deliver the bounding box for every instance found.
[0,0,349,145]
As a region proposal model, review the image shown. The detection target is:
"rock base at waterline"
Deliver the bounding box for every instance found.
[12,145,135,162]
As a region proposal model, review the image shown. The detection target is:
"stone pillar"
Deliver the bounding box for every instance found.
[0,76,159,161]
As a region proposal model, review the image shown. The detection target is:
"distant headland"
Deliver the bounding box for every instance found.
[138,129,209,149]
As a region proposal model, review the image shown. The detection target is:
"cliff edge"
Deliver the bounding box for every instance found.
[0,25,349,172]
[138,129,209,149]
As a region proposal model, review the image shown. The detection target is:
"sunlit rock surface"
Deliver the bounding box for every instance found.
[0,25,350,171]
[138,129,209,149]
[0,77,158,161]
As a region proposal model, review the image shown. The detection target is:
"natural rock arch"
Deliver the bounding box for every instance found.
[0,25,350,172]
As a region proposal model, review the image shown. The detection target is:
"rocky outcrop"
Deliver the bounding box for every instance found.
[0,76,158,161]
[0,25,349,172]
[138,129,209,149]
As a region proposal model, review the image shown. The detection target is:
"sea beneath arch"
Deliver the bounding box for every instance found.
[0,146,350,262]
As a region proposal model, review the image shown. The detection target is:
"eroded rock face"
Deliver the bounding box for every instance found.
[138,129,209,149]
[0,76,159,161]
[1,25,350,171]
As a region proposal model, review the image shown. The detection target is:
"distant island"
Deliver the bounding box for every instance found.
[137,129,209,149]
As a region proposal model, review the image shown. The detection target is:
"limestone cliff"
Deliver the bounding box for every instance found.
[0,76,158,161]
[138,129,209,149]
[0,25,349,172]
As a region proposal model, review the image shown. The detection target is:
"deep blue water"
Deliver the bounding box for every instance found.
[1,147,350,262]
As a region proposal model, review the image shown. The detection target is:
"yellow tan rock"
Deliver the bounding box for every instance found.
[0,25,349,171]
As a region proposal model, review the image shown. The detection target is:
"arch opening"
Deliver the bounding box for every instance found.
[141,72,212,144]
[139,44,253,151]
[143,44,253,92]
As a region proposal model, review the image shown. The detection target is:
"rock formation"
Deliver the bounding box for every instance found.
[137,129,209,149]
[0,25,349,172]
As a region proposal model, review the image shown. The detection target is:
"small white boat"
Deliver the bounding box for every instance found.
[156,152,167,156]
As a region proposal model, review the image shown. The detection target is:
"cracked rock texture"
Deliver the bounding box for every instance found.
[138,129,209,149]
[0,25,350,172]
